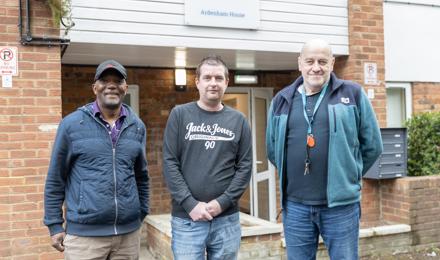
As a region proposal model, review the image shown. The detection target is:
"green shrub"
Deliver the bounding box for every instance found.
[405,112,440,176]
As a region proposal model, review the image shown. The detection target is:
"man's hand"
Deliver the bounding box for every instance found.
[50,232,66,252]
[189,202,213,221]
[206,200,222,218]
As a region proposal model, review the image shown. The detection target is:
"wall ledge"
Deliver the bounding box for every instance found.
[280,224,411,247]
[360,224,411,238]
[146,212,283,238]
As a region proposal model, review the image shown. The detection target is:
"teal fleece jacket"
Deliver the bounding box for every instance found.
[266,73,383,207]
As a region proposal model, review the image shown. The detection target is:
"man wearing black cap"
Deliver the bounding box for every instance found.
[44,60,149,259]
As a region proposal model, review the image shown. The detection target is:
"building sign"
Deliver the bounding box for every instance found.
[185,0,260,30]
[364,62,378,85]
[0,47,18,76]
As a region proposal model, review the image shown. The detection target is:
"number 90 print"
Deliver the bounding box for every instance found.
[204,141,215,150]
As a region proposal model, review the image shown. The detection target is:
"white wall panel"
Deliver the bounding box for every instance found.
[260,1,347,17]
[384,2,440,82]
[384,0,440,7]
[68,0,348,55]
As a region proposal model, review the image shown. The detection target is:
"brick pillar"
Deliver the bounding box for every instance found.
[335,0,387,126]
[0,0,62,259]
[333,0,387,226]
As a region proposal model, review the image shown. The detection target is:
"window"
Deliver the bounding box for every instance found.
[386,83,412,127]
[123,84,139,115]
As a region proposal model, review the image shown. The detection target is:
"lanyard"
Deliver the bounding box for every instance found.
[300,83,328,175]
[300,83,329,136]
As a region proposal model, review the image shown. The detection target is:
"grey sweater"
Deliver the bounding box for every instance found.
[163,102,252,219]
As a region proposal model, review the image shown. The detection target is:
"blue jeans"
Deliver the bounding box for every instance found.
[171,212,241,260]
[283,201,360,260]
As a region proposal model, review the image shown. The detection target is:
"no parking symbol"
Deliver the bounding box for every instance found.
[0,46,18,76]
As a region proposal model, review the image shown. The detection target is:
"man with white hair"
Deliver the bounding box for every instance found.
[266,39,382,259]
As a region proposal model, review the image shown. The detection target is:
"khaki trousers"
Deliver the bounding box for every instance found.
[63,228,141,260]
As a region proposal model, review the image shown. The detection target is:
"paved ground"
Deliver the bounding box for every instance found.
[362,248,440,260]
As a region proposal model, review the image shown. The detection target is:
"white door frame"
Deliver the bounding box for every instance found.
[225,87,276,222]
[250,88,277,222]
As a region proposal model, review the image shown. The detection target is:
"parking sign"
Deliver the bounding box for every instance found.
[0,47,18,76]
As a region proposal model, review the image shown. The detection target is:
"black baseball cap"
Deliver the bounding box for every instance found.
[94,60,127,81]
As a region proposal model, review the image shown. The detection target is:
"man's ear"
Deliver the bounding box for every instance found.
[92,83,98,95]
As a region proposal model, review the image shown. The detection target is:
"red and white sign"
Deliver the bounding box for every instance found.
[0,47,18,76]
[364,62,378,85]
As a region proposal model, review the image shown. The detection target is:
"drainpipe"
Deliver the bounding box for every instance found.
[19,0,70,56]
[24,0,32,42]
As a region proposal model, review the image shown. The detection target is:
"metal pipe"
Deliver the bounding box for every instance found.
[25,36,70,42]
[18,0,22,37]
[21,37,70,46]
[21,41,69,46]
[25,0,32,41]
[19,0,71,48]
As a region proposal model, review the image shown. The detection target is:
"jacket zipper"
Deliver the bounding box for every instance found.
[86,107,133,236]
[113,147,118,235]
[111,120,132,235]
[332,107,337,132]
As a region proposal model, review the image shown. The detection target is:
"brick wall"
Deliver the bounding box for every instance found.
[380,179,411,225]
[239,234,283,259]
[333,0,388,227]
[360,180,381,227]
[380,176,440,248]
[412,82,440,113]
[334,0,386,127]
[0,0,62,259]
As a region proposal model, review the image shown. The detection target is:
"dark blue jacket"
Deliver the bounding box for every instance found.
[266,73,383,207]
[44,103,149,236]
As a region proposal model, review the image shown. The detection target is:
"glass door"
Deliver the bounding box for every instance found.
[222,92,251,215]
[223,88,276,222]
[250,89,276,222]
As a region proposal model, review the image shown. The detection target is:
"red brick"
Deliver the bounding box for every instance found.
[0,177,25,186]
[22,89,48,97]
[8,116,33,124]
[35,98,61,106]
[9,133,37,142]
[0,159,24,168]
[0,141,22,150]
[24,176,45,185]
[10,185,38,194]
[8,98,36,106]
[23,142,49,149]
[1,194,22,204]
[23,159,49,167]
[0,107,22,115]
[10,168,38,177]
[35,62,60,70]
[20,52,49,62]
[12,202,38,212]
